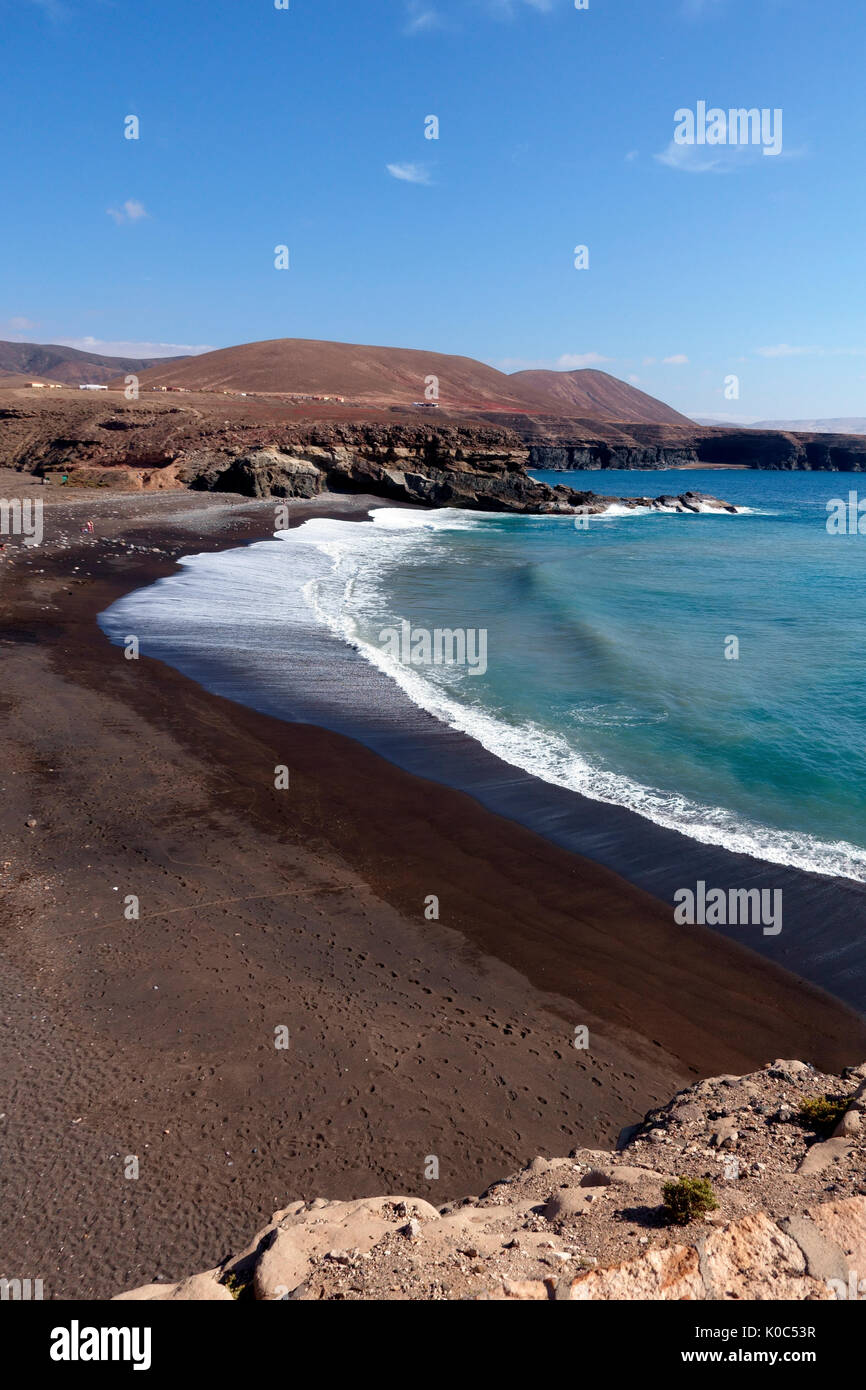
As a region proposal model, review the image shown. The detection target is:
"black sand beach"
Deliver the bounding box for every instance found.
[2,483,864,1300]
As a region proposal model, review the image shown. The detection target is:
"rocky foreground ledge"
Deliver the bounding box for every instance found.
[114,1061,866,1302]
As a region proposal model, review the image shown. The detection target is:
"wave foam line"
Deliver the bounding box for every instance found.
[279,514,866,884]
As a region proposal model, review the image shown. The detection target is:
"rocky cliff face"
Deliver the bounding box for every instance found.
[0,396,736,515]
[113,1060,866,1302]
[516,421,866,473]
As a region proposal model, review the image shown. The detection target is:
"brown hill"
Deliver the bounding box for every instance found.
[0,340,188,387]
[132,337,691,425]
[508,367,687,425]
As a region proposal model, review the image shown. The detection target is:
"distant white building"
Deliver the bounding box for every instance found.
[79,383,108,391]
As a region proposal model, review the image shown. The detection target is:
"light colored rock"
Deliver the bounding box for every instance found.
[325,1249,353,1265]
[832,1108,861,1138]
[700,1214,822,1300]
[670,1103,704,1123]
[252,1195,440,1299]
[527,1156,551,1174]
[780,1215,848,1285]
[710,1117,739,1147]
[498,1278,551,1300]
[112,1269,232,1302]
[569,1244,703,1301]
[768,1060,811,1079]
[166,1270,235,1302]
[806,1197,866,1274]
[543,1188,604,1221]
[797,1137,854,1175]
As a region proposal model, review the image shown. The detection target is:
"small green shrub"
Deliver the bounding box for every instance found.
[798,1094,851,1135]
[223,1273,252,1301]
[662,1176,719,1226]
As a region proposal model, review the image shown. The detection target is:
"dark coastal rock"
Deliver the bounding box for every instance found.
[211,448,324,499]
[518,423,866,473]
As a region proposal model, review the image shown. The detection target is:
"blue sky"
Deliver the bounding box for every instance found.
[2,0,864,419]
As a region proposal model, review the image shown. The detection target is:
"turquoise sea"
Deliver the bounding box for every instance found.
[100,469,866,884]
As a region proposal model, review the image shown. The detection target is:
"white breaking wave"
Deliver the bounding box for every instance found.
[594,501,754,517]
[275,506,866,884]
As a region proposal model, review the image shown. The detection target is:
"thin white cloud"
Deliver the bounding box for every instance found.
[5,317,37,332]
[54,337,214,358]
[386,162,432,184]
[656,134,804,174]
[663,354,689,365]
[756,345,866,359]
[107,199,148,225]
[756,344,815,358]
[403,1,443,33]
[654,140,755,174]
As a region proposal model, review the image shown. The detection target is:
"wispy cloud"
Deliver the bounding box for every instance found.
[663,354,689,365]
[756,344,866,359]
[107,199,148,225]
[756,344,816,359]
[403,1,443,33]
[656,131,804,174]
[654,140,757,174]
[386,162,432,184]
[54,337,214,358]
